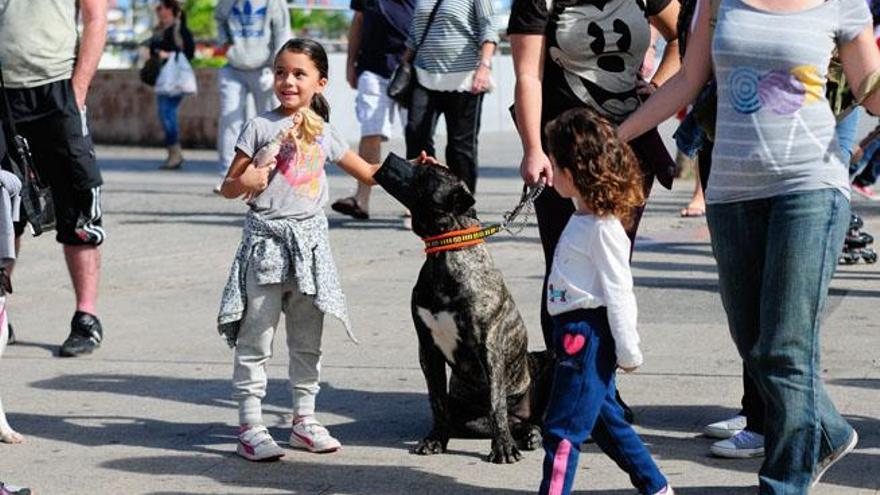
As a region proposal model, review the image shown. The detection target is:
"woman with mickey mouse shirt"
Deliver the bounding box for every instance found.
[508,0,681,412]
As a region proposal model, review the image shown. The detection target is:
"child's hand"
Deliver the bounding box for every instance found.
[411,150,443,167]
[238,163,270,194]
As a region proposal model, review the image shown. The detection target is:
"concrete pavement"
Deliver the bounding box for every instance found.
[1,130,878,494]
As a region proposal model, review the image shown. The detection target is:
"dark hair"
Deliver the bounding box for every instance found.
[545,107,644,225]
[160,0,181,17]
[275,38,331,122]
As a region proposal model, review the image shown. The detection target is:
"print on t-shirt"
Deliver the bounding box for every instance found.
[547,0,653,120]
[274,137,326,199]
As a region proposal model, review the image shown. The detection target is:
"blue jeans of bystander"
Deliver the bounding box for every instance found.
[157,94,184,146]
[707,188,855,494]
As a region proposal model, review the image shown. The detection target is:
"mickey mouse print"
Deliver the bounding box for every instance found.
[509,0,673,122]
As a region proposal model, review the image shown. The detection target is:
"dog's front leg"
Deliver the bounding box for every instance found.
[413,341,450,455]
[484,345,521,464]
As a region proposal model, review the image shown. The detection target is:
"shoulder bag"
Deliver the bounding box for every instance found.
[0,63,56,236]
[387,0,445,107]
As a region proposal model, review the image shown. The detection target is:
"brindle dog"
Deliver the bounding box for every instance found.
[373,153,553,464]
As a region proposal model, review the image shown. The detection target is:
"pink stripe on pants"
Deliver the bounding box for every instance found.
[548,438,572,495]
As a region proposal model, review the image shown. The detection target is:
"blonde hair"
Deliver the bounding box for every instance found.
[294,108,324,144]
[545,108,645,225]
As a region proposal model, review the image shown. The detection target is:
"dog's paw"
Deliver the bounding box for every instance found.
[412,436,447,455]
[514,424,542,451]
[486,438,522,464]
[0,429,23,444]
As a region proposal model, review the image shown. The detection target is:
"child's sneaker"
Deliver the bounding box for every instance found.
[852,183,879,201]
[0,482,32,495]
[710,429,765,458]
[703,414,746,439]
[237,425,284,462]
[652,486,674,495]
[290,416,341,453]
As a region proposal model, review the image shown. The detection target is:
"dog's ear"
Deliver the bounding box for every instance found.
[446,183,476,215]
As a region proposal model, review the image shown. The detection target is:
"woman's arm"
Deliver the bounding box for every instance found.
[511,33,553,185]
[220,150,270,199]
[618,0,714,142]
[335,150,380,185]
[347,11,364,89]
[647,0,682,87]
[181,22,196,60]
[471,41,496,94]
[839,26,880,115]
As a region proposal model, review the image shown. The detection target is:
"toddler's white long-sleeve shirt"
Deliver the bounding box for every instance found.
[547,213,643,368]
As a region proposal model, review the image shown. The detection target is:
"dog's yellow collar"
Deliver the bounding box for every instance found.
[422,224,503,254]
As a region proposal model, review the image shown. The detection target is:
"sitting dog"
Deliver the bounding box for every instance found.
[373,153,552,463]
[0,267,22,445]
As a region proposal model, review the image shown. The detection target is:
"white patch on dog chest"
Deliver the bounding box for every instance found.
[416,307,460,364]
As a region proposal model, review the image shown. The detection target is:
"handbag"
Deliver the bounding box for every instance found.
[0,63,56,237]
[139,55,163,86]
[155,52,198,96]
[387,0,445,107]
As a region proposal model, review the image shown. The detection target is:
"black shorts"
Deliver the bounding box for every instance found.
[7,79,105,245]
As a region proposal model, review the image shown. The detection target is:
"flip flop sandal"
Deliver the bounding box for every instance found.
[680,206,706,218]
[331,197,369,220]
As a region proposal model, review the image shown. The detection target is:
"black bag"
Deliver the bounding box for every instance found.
[387,0,445,107]
[139,56,163,86]
[0,63,56,236]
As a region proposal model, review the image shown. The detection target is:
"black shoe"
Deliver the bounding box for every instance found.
[616,390,635,424]
[59,311,103,357]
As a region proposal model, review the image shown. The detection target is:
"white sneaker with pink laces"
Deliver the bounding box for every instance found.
[652,486,674,495]
[237,424,284,462]
[289,416,341,453]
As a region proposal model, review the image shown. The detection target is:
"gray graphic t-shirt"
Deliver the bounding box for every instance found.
[236,109,349,220]
[709,0,871,204]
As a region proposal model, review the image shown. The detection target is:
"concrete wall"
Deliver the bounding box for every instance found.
[86,53,518,149]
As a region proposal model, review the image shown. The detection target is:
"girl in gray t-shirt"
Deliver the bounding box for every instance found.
[216,39,379,462]
[618,0,880,491]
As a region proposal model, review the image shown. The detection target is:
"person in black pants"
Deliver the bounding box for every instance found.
[508,0,682,422]
[402,0,498,195]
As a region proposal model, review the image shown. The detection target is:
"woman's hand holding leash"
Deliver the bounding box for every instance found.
[520,148,552,187]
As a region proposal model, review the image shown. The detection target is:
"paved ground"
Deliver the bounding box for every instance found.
[2,128,879,494]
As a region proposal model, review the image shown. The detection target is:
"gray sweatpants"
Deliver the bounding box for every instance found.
[233,263,324,426]
[217,65,278,179]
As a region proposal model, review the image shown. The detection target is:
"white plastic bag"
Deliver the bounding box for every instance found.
[155,53,198,96]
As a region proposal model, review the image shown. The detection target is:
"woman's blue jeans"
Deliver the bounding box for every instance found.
[157,94,184,146]
[706,188,855,494]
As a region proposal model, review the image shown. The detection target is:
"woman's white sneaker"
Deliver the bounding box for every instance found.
[703,414,747,439]
[290,416,341,453]
[710,430,765,458]
[237,425,285,462]
[812,429,858,487]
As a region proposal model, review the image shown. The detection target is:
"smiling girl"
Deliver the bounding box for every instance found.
[217,39,378,462]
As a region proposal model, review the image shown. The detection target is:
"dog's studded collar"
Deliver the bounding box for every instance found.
[422,224,503,254]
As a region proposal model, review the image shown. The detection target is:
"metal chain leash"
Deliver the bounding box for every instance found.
[500,181,545,235]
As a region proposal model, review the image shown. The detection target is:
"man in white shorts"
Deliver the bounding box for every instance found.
[331,0,414,220]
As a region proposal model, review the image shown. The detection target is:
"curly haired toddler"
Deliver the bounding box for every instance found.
[537,107,672,495]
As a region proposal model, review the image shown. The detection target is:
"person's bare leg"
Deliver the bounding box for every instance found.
[681,162,706,217]
[63,244,100,316]
[354,134,382,212]
[7,237,20,278]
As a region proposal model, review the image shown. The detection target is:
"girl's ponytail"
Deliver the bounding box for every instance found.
[311,93,331,122]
